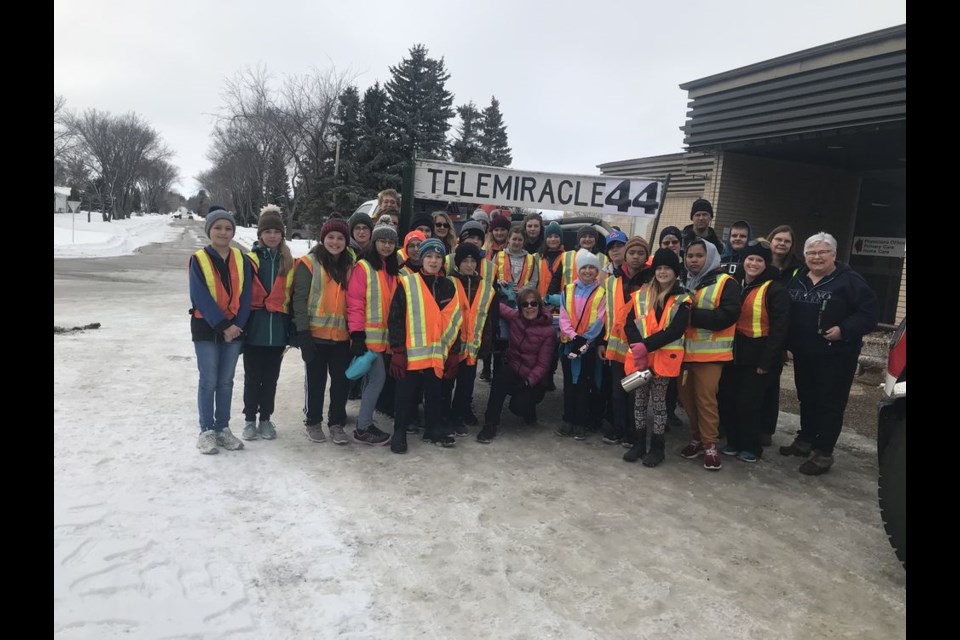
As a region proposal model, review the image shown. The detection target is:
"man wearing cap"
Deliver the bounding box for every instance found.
[387,237,463,452]
[717,240,790,463]
[683,198,725,255]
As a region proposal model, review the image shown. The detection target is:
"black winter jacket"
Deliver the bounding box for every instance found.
[733,266,790,371]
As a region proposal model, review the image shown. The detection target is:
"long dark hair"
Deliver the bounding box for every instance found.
[362,242,400,276]
[310,241,353,285]
[766,224,802,271]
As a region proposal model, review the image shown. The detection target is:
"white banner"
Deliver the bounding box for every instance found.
[413,160,663,217]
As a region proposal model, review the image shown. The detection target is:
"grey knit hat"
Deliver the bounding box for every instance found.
[459,220,486,242]
[576,248,601,272]
[204,207,236,238]
[471,208,491,224]
[371,218,398,245]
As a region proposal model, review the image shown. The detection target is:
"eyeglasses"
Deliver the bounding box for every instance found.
[748,240,771,249]
[407,242,421,249]
[804,249,834,257]
[434,222,449,228]
[518,301,539,309]
[662,239,680,246]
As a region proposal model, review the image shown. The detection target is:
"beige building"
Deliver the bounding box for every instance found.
[599,25,905,325]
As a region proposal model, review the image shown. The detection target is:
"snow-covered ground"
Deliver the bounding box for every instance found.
[54,221,906,639]
[54,213,182,259]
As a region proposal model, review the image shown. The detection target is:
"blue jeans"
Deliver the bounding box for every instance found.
[195,339,244,432]
[357,352,386,430]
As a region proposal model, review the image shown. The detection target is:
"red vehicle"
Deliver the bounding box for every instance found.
[877,317,906,569]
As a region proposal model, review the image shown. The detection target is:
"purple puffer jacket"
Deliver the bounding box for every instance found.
[500,302,557,387]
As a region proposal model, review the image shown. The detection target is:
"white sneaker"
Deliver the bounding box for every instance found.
[215,428,245,451]
[197,430,219,454]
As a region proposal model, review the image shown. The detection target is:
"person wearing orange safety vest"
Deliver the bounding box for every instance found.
[442,241,496,436]
[597,233,651,447]
[386,237,463,453]
[558,225,610,289]
[492,224,539,386]
[621,248,691,467]
[717,240,790,463]
[398,230,424,276]
[240,205,294,442]
[677,238,742,471]
[555,249,607,442]
[346,217,400,446]
[291,214,354,446]
[189,207,253,455]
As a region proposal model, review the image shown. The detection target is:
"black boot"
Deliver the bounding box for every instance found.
[423,427,456,447]
[623,430,647,462]
[391,428,407,454]
[642,434,666,467]
[621,426,636,449]
[476,424,498,444]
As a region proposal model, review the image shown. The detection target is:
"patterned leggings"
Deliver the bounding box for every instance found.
[634,377,671,435]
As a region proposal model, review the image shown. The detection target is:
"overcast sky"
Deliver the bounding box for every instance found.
[54,0,905,194]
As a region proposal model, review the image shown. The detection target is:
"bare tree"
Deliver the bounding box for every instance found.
[138,158,179,214]
[54,94,75,181]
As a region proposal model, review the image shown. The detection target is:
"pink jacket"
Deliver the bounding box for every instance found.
[500,302,557,387]
[347,261,396,334]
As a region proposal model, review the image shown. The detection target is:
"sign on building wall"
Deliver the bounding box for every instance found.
[414,160,663,217]
[852,236,906,258]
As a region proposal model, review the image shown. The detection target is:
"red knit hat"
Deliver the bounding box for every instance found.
[320,213,349,241]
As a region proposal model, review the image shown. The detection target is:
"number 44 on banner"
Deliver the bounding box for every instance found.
[602,180,659,217]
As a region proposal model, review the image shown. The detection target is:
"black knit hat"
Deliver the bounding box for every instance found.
[659,226,682,245]
[410,214,435,233]
[348,210,374,234]
[650,248,682,275]
[742,240,772,265]
[690,198,714,219]
[454,242,482,267]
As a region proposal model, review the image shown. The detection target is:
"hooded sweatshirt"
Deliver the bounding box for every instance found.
[684,240,742,332]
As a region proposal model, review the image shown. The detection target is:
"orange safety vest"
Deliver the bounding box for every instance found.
[624,289,690,378]
[538,253,563,298]
[247,251,293,313]
[561,249,609,288]
[602,273,631,363]
[451,276,494,365]
[736,280,773,338]
[445,253,493,281]
[560,283,605,344]
[684,273,736,362]
[354,260,397,352]
[191,247,245,320]
[398,273,463,378]
[299,255,349,341]
[494,251,536,288]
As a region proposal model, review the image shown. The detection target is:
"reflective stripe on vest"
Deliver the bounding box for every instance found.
[560,283,604,343]
[446,253,492,281]
[624,290,690,377]
[538,253,563,298]
[400,273,463,377]
[736,280,772,338]
[247,251,293,313]
[192,247,244,320]
[300,255,349,340]
[494,252,536,288]
[561,249,609,288]
[684,273,735,362]
[356,260,396,352]
[603,274,630,362]
[451,276,494,365]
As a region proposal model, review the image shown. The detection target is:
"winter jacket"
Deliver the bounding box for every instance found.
[544,249,566,295]
[188,245,253,342]
[688,269,742,332]
[346,257,397,334]
[387,272,460,354]
[500,302,556,387]
[291,256,351,344]
[733,266,790,371]
[244,242,292,347]
[682,224,725,255]
[559,279,607,343]
[598,263,648,348]
[786,262,879,357]
[624,282,691,353]
[449,269,497,358]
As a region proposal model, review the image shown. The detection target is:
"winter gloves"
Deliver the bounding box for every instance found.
[296,331,316,364]
[350,331,368,357]
[630,342,649,370]
[566,335,591,359]
[389,351,407,380]
[443,351,460,380]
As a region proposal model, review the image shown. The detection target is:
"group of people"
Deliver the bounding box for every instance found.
[188,192,879,476]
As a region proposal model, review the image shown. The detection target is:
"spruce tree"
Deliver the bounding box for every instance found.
[358,82,401,191]
[385,44,455,161]
[264,146,290,210]
[480,96,512,167]
[451,101,483,164]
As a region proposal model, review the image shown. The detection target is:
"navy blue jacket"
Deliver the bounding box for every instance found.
[189,245,253,342]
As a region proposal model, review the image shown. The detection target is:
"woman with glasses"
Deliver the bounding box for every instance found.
[780,232,878,475]
[431,211,456,255]
[767,225,803,284]
[478,286,557,443]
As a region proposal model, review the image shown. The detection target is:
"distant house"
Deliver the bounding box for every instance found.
[54,186,71,213]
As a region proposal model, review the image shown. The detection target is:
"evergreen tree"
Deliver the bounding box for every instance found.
[333,86,362,185]
[264,146,290,210]
[358,82,401,192]
[479,96,512,167]
[385,44,455,161]
[451,101,484,164]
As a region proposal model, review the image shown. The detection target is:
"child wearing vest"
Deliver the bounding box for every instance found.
[189,207,253,455]
[621,249,691,467]
[555,249,607,441]
[717,241,790,462]
[387,238,463,453]
[678,238,742,470]
[241,205,294,442]
[346,218,400,446]
[492,225,539,385]
[539,221,566,392]
[443,242,496,436]
[558,226,610,289]
[488,213,511,257]
[291,214,354,446]
[599,234,651,448]
[398,230,425,275]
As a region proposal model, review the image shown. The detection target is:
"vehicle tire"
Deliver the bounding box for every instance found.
[878,416,906,569]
